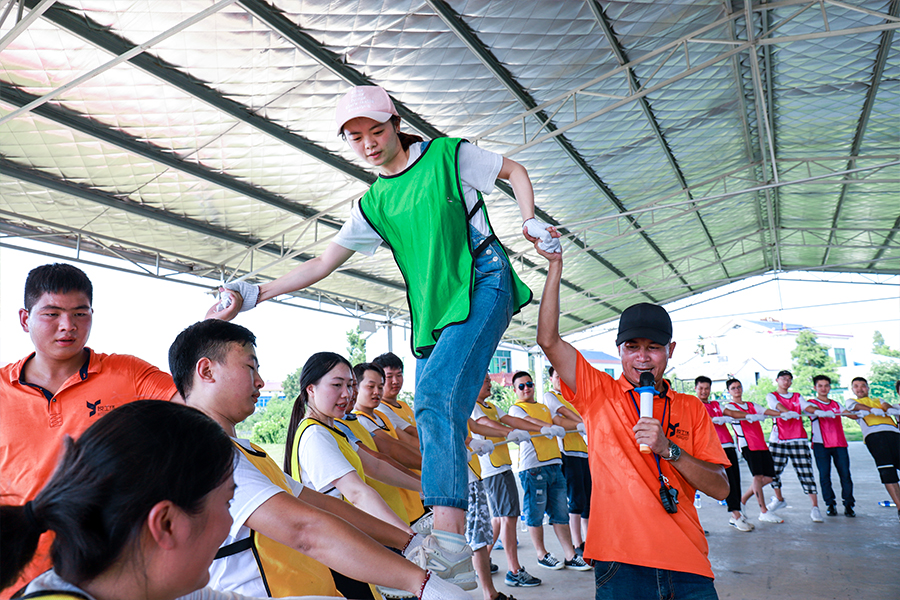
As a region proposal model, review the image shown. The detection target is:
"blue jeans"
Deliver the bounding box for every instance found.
[518,464,569,527]
[811,443,854,508]
[415,226,514,509]
[594,562,719,600]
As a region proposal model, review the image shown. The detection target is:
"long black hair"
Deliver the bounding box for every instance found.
[283,352,352,475]
[0,401,234,591]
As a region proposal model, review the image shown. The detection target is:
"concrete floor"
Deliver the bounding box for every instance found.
[470,442,899,600]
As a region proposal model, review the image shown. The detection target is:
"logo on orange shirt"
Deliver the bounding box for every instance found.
[86,400,114,417]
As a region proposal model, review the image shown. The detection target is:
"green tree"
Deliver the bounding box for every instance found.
[873,330,900,358]
[791,331,840,394]
[744,376,776,406]
[282,367,303,403]
[347,326,366,365]
[491,381,517,413]
[869,360,900,401]
[237,394,294,444]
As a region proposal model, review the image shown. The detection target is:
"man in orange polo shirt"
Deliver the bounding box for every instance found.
[0,263,179,598]
[532,240,729,599]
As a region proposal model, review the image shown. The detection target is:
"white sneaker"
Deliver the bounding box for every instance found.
[767,496,787,512]
[758,511,784,523]
[408,535,476,591]
[729,515,754,532]
[411,510,434,536]
[810,506,824,523]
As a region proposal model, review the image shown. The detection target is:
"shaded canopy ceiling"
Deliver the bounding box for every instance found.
[2,0,898,348]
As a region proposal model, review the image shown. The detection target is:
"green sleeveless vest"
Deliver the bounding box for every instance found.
[359,137,532,357]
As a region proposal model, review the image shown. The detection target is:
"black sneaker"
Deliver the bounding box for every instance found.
[504,568,541,587]
[537,553,563,570]
[574,542,585,557]
[490,561,499,573]
[826,505,838,517]
[492,594,518,600]
[564,555,592,571]
[844,506,856,518]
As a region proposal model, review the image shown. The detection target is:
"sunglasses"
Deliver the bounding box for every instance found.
[517,382,534,390]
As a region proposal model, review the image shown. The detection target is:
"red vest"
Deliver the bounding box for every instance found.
[774,393,807,441]
[808,398,847,448]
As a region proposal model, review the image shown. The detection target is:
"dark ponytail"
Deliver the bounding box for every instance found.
[390,116,424,151]
[1,401,234,591]
[283,352,352,474]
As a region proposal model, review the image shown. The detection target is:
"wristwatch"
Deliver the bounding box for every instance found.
[662,440,682,462]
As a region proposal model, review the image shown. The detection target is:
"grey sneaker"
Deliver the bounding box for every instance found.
[564,555,592,571]
[411,511,434,536]
[758,511,784,523]
[408,534,476,590]
[810,506,824,523]
[505,568,541,587]
[537,552,563,570]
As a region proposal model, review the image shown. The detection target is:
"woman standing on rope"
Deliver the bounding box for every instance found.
[208,85,559,587]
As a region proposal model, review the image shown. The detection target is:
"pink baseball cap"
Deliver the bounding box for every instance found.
[335,86,399,135]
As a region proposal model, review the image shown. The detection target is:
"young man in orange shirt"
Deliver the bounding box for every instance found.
[533,239,729,599]
[0,263,179,598]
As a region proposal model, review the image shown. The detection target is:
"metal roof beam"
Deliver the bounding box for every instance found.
[423,0,680,297]
[822,0,900,265]
[866,213,900,270]
[24,0,376,185]
[0,158,407,294]
[587,1,728,281]
[238,0,645,306]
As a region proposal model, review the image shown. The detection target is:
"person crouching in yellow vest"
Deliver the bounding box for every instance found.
[508,371,590,572]
[168,320,469,600]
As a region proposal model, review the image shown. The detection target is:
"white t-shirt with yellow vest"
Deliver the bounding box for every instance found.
[542,391,588,459]
[508,402,562,472]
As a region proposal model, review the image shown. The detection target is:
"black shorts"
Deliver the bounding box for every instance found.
[864,430,900,484]
[741,446,776,478]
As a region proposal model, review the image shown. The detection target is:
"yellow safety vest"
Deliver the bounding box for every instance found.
[856,397,898,429]
[18,593,90,600]
[382,399,417,427]
[290,418,365,498]
[513,402,561,463]
[353,410,425,522]
[467,426,482,480]
[476,401,513,468]
[215,441,340,598]
[336,416,410,523]
[548,391,588,454]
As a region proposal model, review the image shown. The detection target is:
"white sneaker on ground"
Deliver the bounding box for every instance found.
[758,511,784,523]
[810,506,824,523]
[767,496,787,512]
[408,535,476,591]
[729,515,754,532]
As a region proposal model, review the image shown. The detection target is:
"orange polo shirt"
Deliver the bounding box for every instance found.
[562,352,728,579]
[0,349,177,598]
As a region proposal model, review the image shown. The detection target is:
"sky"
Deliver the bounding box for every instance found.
[2,242,898,388]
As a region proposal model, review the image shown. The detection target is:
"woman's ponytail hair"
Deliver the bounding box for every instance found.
[390,116,424,151]
[0,401,234,591]
[283,352,352,474]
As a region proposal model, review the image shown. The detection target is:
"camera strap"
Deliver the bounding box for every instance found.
[628,388,678,510]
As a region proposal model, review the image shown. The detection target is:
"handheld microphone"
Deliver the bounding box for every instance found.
[636,372,658,454]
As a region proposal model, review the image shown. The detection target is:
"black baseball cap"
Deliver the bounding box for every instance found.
[616,303,673,347]
[777,370,793,379]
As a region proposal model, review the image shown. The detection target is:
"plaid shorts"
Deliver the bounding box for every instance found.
[769,439,817,495]
[465,479,493,551]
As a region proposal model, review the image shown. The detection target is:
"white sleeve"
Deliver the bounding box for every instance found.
[382,407,412,432]
[332,204,384,256]
[457,142,504,195]
[766,393,780,410]
[494,404,508,419]
[798,398,814,412]
[508,405,527,420]
[542,392,564,415]
[229,447,291,538]
[357,414,381,434]
[471,403,487,420]
[297,426,357,493]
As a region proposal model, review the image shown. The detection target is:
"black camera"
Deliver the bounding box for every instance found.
[659,477,679,514]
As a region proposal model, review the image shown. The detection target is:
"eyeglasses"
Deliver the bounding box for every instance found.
[517,382,534,390]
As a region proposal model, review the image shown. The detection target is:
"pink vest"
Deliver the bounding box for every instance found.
[808,398,847,448]
[774,393,807,441]
[731,402,768,451]
[704,401,734,446]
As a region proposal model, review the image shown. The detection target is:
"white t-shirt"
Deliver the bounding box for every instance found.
[542,391,588,458]
[333,141,505,256]
[334,418,362,446]
[381,404,414,432]
[207,439,305,598]
[471,401,512,478]
[23,569,332,600]
[296,423,358,499]
[357,410,390,434]
[507,404,562,472]
[799,397,847,444]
